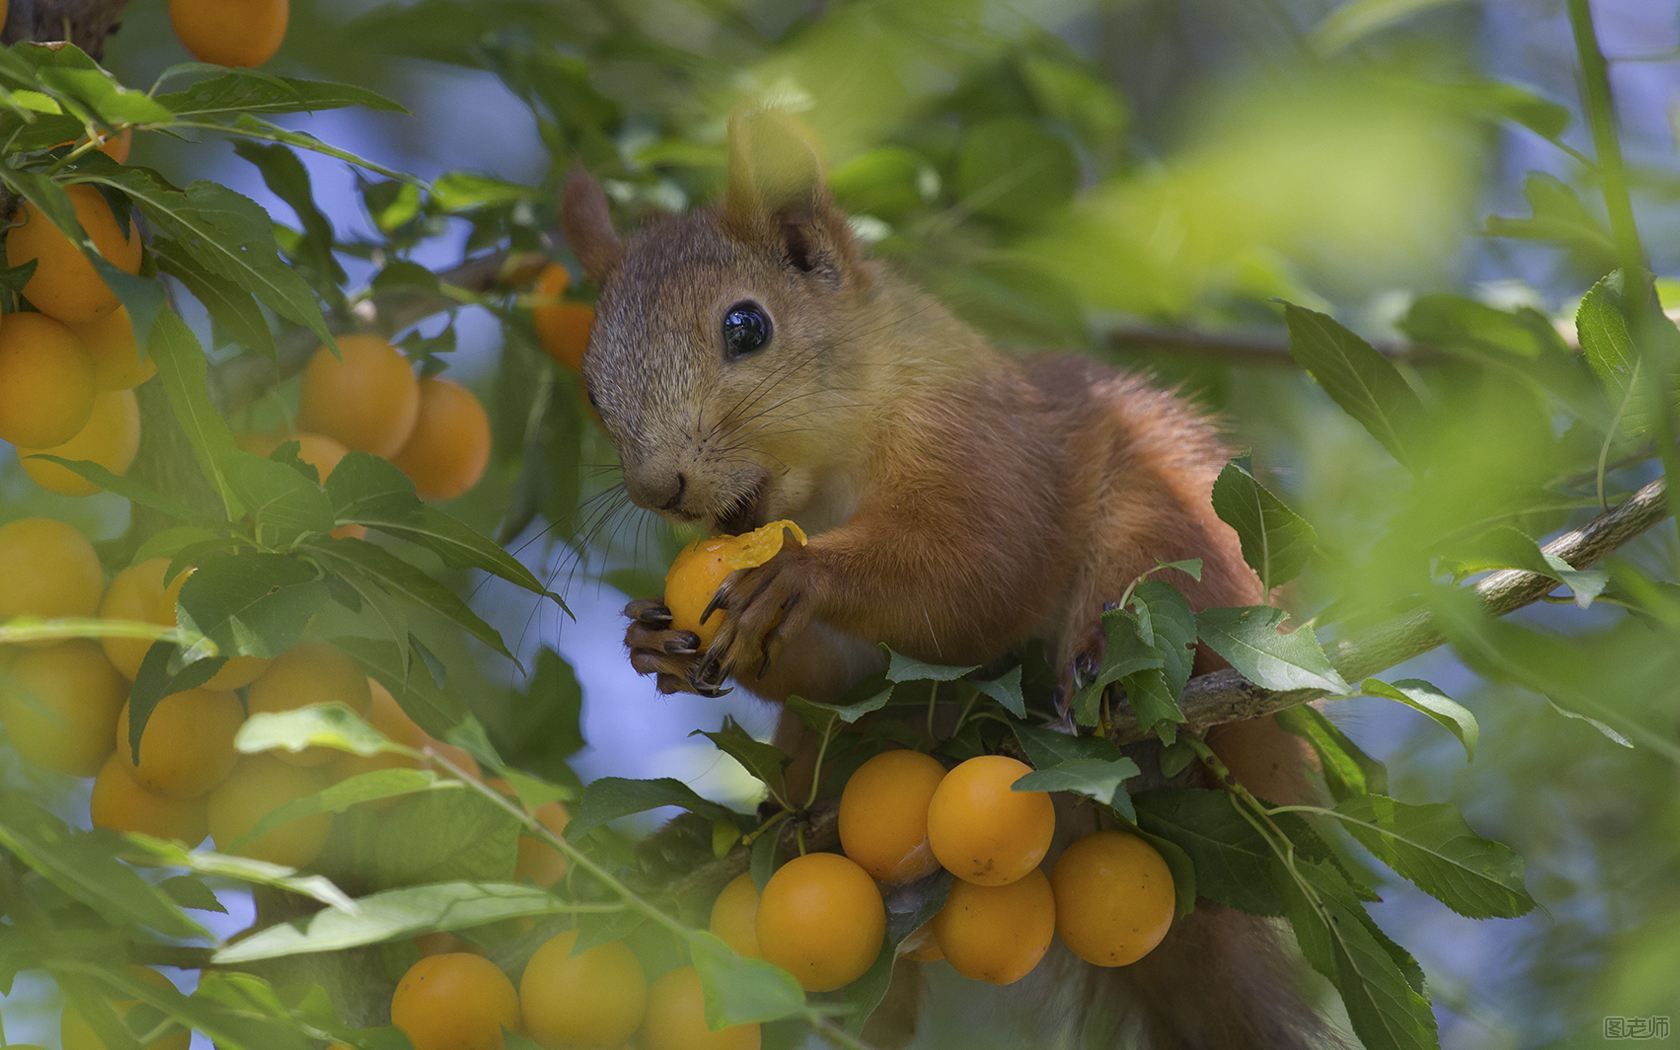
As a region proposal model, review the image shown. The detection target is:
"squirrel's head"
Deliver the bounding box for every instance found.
[562,111,874,534]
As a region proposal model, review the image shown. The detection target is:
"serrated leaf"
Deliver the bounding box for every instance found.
[1280,858,1439,1050]
[119,836,355,911]
[309,536,513,659]
[326,453,557,603]
[157,71,404,119]
[1284,303,1426,471]
[1196,606,1350,694]
[972,664,1026,718]
[1360,678,1478,760]
[333,635,466,737]
[1276,704,1388,800]
[147,309,244,515]
[1486,173,1616,268]
[1211,458,1317,591]
[882,646,979,683]
[1134,788,1283,916]
[150,238,275,357]
[215,882,578,964]
[1121,667,1183,746]
[76,168,334,345]
[20,455,196,519]
[1334,795,1534,919]
[782,677,894,731]
[175,552,328,662]
[1013,756,1141,820]
[1073,608,1165,725]
[698,717,790,801]
[565,777,737,841]
[339,788,520,887]
[0,798,205,938]
[1129,581,1198,694]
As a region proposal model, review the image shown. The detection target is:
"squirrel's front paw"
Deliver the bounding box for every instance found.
[694,548,816,691]
[623,599,729,698]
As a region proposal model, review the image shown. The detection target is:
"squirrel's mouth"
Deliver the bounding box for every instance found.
[714,473,768,535]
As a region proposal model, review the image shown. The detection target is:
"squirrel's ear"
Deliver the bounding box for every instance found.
[723,109,857,276]
[561,167,624,285]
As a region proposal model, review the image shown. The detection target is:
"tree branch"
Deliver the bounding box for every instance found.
[1118,476,1670,740]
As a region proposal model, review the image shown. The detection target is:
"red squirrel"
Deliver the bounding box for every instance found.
[562,111,1329,1049]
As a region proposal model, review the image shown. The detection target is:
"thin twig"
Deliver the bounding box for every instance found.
[1116,477,1669,741]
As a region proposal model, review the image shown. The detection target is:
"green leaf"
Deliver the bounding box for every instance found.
[1277,704,1388,800]
[20,455,196,520]
[225,451,338,546]
[566,777,737,841]
[883,646,979,683]
[147,309,243,516]
[1134,788,1283,915]
[1284,303,1427,471]
[782,679,894,731]
[326,453,558,603]
[309,537,513,660]
[0,798,204,938]
[233,140,347,298]
[698,717,790,801]
[1280,858,1439,1050]
[124,643,227,762]
[952,117,1078,226]
[1359,678,1478,760]
[1072,608,1165,725]
[972,665,1026,718]
[333,635,466,737]
[1196,606,1350,694]
[157,71,405,119]
[11,42,176,125]
[235,705,410,762]
[1129,581,1198,695]
[688,931,808,1027]
[243,770,450,847]
[1121,667,1184,746]
[1013,756,1141,821]
[158,874,226,914]
[215,882,579,964]
[119,835,356,912]
[1211,458,1317,592]
[1333,795,1535,919]
[1011,723,1126,769]
[431,171,543,212]
[150,237,276,357]
[482,648,585,782]
[1486,173,1617,268]
[175,552,328,663]
[337,788,520,887]
[76,168,334,346]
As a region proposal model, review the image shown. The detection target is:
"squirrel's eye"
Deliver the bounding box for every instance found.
[722,301,772,359]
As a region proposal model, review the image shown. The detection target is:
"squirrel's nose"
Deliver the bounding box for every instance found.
[659,472,688,512]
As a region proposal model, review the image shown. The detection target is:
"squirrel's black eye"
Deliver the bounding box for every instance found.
[722,301,772,359]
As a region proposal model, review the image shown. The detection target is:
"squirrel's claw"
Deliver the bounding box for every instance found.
[697,549,815,689]
[625,599,674,628]
[624,602,716,696]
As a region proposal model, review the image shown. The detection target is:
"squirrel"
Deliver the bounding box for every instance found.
[562,111,1331,1049]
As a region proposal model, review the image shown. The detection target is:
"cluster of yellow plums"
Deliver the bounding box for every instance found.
[388,931,752,1050]
[0,518,572,879]
[713,750,1176,993]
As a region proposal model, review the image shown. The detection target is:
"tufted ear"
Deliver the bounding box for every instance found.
[722,109,858,278]
[560,167,624,285]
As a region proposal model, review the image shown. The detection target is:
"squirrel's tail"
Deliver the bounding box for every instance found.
[1107,903,1342,1050]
